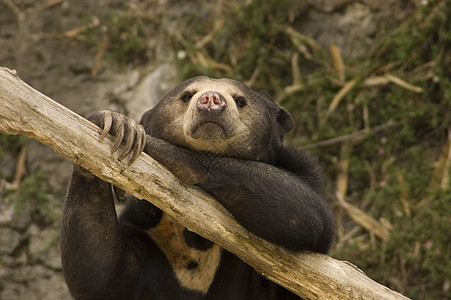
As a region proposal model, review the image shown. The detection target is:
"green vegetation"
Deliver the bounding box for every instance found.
[12,169,60,225]
[104,10,152,65]
[170,1,450,299]
[0,0,448,298]
[4,167,61,226]
[0,135,26,158]
[1,135,60,226]
[60,0,450,297]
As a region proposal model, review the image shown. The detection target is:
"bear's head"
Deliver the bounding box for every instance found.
[140,76,294,162]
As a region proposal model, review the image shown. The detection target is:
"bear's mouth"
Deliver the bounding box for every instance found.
[191,121,228,140]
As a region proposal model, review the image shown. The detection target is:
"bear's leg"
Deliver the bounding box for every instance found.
[61,166,138,298]
[60,110,148,298]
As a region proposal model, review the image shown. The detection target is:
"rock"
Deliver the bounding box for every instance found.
[26,140,72,191]
[0,265,69,300]
[0,197,14,224]
[0,227,21,255]
[299,2,376,58]
[0,153,16,180]
[5,199,32,232]
[127,64,177,121]
[28,224,62,270]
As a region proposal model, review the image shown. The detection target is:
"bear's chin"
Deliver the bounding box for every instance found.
[190,122,228,140]
[183,133,234,155]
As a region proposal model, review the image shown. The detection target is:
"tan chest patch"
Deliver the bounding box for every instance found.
[147,213,221,294]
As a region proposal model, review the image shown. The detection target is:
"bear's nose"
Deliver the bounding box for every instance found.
[197,91,226,111]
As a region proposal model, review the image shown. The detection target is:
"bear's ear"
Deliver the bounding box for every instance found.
[276,106,294,135]
[262,95,294,136]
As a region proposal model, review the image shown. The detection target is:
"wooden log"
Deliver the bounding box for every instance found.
[0,66,410,299]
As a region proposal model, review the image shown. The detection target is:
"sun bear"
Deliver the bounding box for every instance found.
[60,76,334,299]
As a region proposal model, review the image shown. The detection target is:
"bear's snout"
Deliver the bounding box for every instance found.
[197,91,226,112]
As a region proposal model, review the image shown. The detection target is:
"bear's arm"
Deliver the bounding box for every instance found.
[60,111,156,298]
[61,167,142,298]
[145,137,334,253]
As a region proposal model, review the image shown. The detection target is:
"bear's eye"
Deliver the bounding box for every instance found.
[233,96,246,108]
[180,92,194,103]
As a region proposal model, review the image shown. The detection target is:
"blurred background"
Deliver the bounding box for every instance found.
[0,0,449,299]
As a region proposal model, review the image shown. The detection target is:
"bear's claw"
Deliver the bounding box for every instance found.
[94,110,146,165]
[99,111,113,142]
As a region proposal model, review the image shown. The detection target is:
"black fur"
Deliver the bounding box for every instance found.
[61,76,334,299]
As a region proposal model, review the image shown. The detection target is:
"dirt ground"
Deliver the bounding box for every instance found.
[0,0,423,299]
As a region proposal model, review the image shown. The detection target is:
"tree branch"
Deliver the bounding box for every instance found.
[0,67,409,300]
